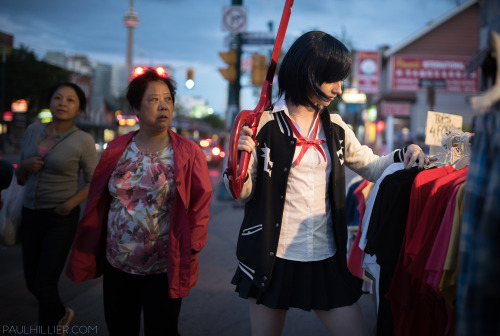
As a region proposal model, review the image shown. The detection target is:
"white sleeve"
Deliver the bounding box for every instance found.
[331,114,399,182]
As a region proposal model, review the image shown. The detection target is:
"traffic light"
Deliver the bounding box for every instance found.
[251,54,267,86]
[376,120,385,133]
[155,66,167,78]
[186,68,195,89]
[132,66,145,78]
[218,50,237,83]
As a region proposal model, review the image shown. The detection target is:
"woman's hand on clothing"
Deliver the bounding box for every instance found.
[404,144,430,170]
[54,203,72,216]
[23,156,45,173]
[54,185,90,216]
[15,156,44,184]
[238,126,256,153]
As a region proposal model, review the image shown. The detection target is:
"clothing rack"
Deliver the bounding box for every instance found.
[427,130,474,169]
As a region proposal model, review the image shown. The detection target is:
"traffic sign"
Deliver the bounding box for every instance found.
[222,6,247,33]
[241,33,274,45]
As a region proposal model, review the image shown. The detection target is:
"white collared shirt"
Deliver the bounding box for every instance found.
[272,96,337,261]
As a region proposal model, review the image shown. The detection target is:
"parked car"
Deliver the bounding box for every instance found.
[199,138,225,166]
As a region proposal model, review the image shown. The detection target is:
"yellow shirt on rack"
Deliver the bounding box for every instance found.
[439,182,466,306]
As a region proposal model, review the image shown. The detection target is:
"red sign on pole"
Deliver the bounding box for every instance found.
[391,56,479,93]
[356,50,380,94]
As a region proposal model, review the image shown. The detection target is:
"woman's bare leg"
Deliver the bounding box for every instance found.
[314,302,369,336]
[248,298,287,336]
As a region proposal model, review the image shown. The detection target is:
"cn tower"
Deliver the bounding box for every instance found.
[124,0,139,81]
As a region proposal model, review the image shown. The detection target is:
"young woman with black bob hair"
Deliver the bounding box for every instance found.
[226,31,430,335]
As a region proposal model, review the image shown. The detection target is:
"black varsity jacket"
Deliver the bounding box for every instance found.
[225,103,406,293]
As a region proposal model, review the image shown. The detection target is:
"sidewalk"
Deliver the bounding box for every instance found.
[0,197,376,336]
[0,156,375,335]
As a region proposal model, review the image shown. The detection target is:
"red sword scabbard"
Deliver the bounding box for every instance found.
[226,0,294,199]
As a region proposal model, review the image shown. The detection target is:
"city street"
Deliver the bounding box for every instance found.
[0,152,376,336]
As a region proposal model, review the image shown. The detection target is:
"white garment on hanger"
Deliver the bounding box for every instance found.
[358,162,406,312]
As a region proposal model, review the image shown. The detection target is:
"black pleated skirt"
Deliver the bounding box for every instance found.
[231,256,363,311]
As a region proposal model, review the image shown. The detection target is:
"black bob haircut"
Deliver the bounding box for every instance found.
[278,31,352,109]
[48,82,87,112]
[126,68,177,111]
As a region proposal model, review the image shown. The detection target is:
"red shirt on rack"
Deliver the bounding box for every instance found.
[347,179,372,279]
[406,168,468,282]
[387,165,456,336]
[407,170,467,335]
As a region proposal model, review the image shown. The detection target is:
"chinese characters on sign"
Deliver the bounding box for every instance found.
[391,56,479,93]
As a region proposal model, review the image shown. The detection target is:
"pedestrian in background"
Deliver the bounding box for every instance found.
[0,132,6,154]
[66,68,213,336]
[0,158,14,209]
[226,31,430,336]
[15,82,97,331]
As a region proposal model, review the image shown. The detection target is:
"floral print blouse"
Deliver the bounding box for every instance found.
[106,139,175,274]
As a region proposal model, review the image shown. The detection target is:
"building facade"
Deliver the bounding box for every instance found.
[374,0,480,151]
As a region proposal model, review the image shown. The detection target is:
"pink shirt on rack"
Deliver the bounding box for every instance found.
[425,181,463,292]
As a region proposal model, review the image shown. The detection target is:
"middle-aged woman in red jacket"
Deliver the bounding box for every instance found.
[66,68,213,336]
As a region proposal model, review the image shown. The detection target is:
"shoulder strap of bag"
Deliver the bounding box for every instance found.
[44,128,80,159]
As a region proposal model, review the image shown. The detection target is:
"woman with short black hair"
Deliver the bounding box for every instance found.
[226,31,430,336]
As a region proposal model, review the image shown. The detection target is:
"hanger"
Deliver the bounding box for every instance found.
[451,132,474,170]
[426,129,465,168]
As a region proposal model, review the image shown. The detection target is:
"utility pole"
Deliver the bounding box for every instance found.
[227,0,243,129]
[0,44,6,126]
[217,0,244,201]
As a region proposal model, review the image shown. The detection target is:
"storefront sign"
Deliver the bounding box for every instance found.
[11,99,28,113]
[391,56,479,93]
[3,111,13,122]
[381,102,411,117]
[356,50,380,94]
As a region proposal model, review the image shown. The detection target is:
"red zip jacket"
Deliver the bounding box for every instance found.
[66,129,212,298]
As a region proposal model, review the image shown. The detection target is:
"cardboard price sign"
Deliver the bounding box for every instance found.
[425,111,463,146]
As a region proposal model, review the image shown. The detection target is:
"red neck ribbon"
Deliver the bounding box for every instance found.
[286,114,326,166]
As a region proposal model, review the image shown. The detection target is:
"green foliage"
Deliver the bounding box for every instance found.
[0,45,71,118]
[199,113,225,131]
[173,104,188,118]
